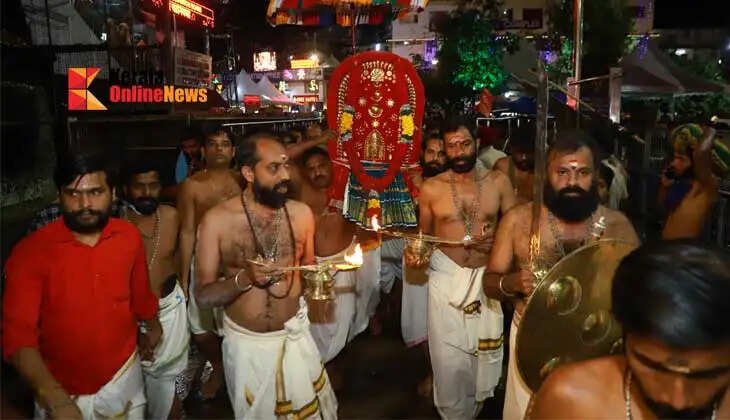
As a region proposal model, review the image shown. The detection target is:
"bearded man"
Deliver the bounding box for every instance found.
[659,124,719,239]
[123,162,188,419]
[405,117,516,419]
[402,133,447,397]
[194,133,337,419]
[530,240,730,420]
[482,129,639,419]
[3,153,161,419]
[494,123,536,205]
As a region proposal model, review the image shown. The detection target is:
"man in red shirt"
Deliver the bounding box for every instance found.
[3,153,161,419]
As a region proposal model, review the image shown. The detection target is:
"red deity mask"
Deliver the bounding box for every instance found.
[326,51,425,229]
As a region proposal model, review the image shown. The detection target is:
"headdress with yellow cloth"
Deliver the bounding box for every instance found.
[326,51,425,228]
[670,123,730,176]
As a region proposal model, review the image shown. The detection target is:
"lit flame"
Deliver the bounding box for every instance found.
[343,243,364,267]
[371,215,381,232]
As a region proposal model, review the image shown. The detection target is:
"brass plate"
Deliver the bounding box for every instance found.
[516,239,637,392]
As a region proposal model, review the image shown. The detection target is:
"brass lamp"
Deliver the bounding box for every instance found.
[303,268,336,301]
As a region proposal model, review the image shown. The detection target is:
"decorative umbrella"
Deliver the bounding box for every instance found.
[266,0,429,27]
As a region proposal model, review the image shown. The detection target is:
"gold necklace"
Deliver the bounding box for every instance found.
[124,206,161,270]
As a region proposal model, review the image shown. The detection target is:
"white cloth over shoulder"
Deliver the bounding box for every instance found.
[428,250,504,420]
[142,282,189,420]
[221,298,338,420]
[478,145,507,170]
[310,240,359,362]
[35,351,146,420]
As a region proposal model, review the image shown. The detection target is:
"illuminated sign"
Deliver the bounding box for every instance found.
[291,59,318,69]
[294,95,319,104]
[307,80,319,93]
[174,47,212,88]
[243,95,261,104]
[169,0,214,28]
[254,51,277,72]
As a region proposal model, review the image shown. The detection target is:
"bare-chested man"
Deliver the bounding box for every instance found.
[482,129,639,420]
[494,123,535,205]
[530,241,730,420]
[403,134,447,397]
[659,124,718,240]
[123,162,188,419]
[177,123,243,399]
[194,133,337,419]
[405,117,516,419]
[298,147,363,389]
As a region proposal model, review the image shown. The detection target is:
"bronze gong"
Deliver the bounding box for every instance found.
[516,239,638,393]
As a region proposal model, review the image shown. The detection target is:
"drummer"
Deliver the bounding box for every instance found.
[529,240,730,419]
[482,129,639,419]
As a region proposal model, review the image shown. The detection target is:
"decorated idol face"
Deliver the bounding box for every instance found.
[327,52,424,229]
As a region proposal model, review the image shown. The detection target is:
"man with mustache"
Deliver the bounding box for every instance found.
[405,117,516,419]
[3,153,161,419]
[416,134,448,183]
[494,123,536,205]
[482,129,639,419]
[298,146,377,390]
[178,123,243,400]
[194,133,337,419]
[529,240,730,420]
[658,124,719,239]
[124,162,189,419]
[403,133,447,397]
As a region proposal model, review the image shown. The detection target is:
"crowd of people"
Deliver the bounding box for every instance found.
[2,116,729,420]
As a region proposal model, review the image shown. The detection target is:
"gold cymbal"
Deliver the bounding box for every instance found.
[516,239,638,393]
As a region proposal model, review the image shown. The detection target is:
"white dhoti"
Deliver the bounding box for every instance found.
[503,315,531,420]
[222,298,338,420]
[401,256,429,347]
[352,247,381,339]
[35,351,146,420]
[142,282,190,420]
[309,246,359,363]
[427,250,504,420]
[188,256,223,336]
[379,238,404,294]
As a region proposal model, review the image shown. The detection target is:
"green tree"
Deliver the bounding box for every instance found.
[547,0,634,78]
[423,2,518,115]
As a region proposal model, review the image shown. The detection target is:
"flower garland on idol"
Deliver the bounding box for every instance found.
[339,104,415,222]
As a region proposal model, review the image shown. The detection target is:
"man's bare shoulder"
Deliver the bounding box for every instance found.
[158,203,178,220]
[532,356,624,417]
[483,167,508,185]
[599,206,639,243]
[200,196,240,226]
[506,201,532,221]
[285,199,314,219]
[421,173,448,196]
[494,156,509,173]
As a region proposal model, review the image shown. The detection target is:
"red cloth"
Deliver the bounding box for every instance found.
[2,218,158,395]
